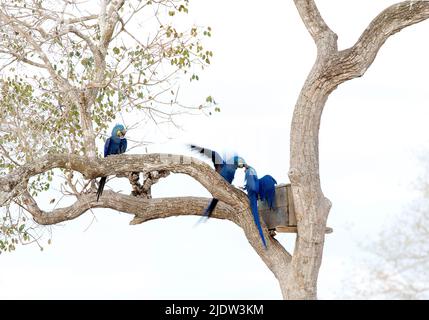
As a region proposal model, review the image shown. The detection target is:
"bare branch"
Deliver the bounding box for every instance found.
[0,153,245,209]
[0,49,46,68]
[293,0,337,51]
[56,26,100,58]
[100,0,125,51]
[0,144,21,166]
[61,14,98,25]
[23,187,292,278]
[335,1,429,81]
[28,192,236,226]
[0,9,70,88]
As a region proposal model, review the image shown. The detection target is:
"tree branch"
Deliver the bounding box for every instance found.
[334,1,429,81]
[73,0,126,158]
[0,152,292,274]
[24,185,292,280]
[100,0,125,53]
[293,0,337,51]
[59,14,98,26]
[0,153,245,209]
[24,191,236,226]
[0,9,70,88]
[0,49,46,69]
[54,26,101,59]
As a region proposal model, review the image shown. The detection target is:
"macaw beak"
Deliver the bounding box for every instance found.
[117,129,127,138]
[237,161,246,169]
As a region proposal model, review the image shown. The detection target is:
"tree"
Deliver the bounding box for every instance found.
[0,0,213,248]
[345,158,429,299]
[1,0,429,300]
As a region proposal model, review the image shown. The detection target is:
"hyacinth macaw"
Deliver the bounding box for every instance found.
[245,165,267,248]
[96,124,127,201]
[258,175,277,210]
[189,144,246,218]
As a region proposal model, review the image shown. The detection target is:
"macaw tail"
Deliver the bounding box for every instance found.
[249,191,267,249]
[96,176,107,202]
[194,198,219,226]
[204,198,219,218]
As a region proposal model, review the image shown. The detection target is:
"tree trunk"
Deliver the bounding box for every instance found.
[284,78,333,299]
[281,0,429,298]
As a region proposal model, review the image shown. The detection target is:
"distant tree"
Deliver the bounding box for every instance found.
[346,160,429,299]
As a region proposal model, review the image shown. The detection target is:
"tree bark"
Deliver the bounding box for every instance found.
[283,0,429,299]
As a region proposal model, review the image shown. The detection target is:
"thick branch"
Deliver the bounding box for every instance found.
[26,191,236,226]
[1,152,291,281]
[0,153,245,209]
[100,0,125,53]
[25,185,291,283]
[334,1,429,81]
[293,0,337,51]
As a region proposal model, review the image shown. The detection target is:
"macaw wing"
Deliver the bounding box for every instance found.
[245,166,259,193]
[259,175,277,209]
[104,138,112,157]
[119,138,127,154]
[189,144,224,173]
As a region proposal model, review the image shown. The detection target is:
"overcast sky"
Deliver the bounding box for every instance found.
[1,0,429,299]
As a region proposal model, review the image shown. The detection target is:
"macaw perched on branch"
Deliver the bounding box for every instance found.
[96,124,127,201]
[258,175,277,210]
[189,144,246,218]
[245,165,267,249]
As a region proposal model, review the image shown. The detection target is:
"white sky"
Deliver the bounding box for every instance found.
[1,0,429,299]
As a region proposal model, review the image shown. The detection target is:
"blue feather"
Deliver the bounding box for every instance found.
[245,166,259,193]
[119,138,127,154]
[103,138,111,157]
[245,166,267,248]
[189,144,246,219]
[258,175,277,210]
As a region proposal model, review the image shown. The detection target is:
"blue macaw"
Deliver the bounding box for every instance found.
[189,144,246,218]
[245,165,267,248]
[258,175,277,210]
[96,124,127,201]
